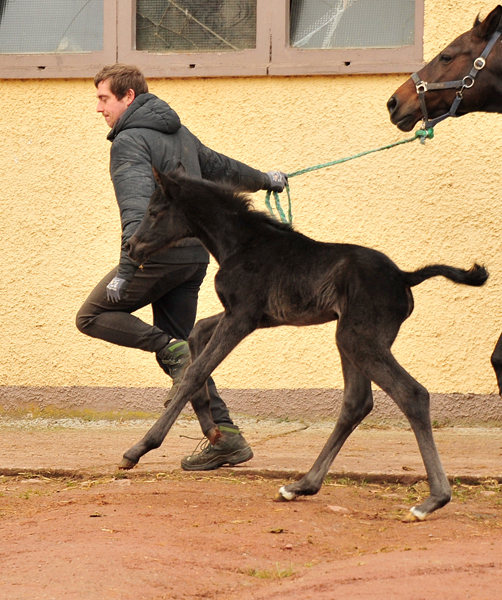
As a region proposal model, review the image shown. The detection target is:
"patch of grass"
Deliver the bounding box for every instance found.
[405,482,429,504]
[452,478,501,502]
[451,481,474,502]
[325,476,359,487]
[431,418,453,429]
[0,406,160,422]
[19,490,43,500]
[240,563,295,579]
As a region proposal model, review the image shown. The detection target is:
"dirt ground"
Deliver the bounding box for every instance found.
[1,471,501,600]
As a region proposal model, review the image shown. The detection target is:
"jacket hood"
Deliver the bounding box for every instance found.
[107,93,181,142]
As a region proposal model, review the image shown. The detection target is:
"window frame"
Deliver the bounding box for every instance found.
[270,0,425,75]
[0,0,424,79]
[0,0,117,78]
[117,0,271,77]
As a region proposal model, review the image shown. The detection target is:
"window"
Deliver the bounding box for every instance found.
[135,0,256,53]
[0,0,116,77]
[0,0,103,54]
[0,0,424,78]
[290,0,415,50]
[118,0,270,76]
[270,0,423,75]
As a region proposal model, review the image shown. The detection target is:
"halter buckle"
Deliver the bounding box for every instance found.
[416,81,428,93]
[474,57,486,70]
[462,75,475,89]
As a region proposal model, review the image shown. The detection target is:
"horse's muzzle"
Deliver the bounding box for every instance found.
[126,236,145,264]
[387,94,420,132]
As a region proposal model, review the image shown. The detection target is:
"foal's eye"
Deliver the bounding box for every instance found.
[439,53,453,64]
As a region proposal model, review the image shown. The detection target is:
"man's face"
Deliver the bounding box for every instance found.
[96,80,135,128]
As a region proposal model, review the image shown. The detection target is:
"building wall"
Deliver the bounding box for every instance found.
[1,1,501,419]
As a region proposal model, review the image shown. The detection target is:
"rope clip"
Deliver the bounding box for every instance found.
[415,127,434,145]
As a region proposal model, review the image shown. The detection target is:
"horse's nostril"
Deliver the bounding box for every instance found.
[387,96,397,114]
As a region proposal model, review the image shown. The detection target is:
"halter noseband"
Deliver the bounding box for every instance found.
[411,24,502,128]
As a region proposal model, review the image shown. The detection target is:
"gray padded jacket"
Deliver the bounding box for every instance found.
[107,93,271,280]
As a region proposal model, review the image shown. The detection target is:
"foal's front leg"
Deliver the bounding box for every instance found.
[490,332,502,394]
[186,313,224,443]
[119,389,195,469]
[119,312,257,469]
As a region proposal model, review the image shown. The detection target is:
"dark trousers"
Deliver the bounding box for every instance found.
[76,261,233,425]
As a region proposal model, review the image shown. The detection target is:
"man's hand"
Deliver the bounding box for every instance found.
[267,171,288,193]
[106,277,130,303]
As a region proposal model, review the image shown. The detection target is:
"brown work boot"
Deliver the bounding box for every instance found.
[181,425,253,471]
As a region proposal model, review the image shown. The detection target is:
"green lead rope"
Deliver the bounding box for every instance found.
[264,128,435,224]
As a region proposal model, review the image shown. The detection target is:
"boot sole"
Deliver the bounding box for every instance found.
[181,447,254,472]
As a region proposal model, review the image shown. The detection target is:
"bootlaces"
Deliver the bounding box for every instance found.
[184,437,213,459]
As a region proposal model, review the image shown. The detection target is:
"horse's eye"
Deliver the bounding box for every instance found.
[439,53,453,64]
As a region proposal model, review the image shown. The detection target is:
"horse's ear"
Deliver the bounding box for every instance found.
[473,6,502,40]
[152,167,172,195]
[174,161,186,176]
[153,167,163,185]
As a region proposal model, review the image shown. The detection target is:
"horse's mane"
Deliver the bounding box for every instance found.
[227,185,294,233]
[185,175,294,233]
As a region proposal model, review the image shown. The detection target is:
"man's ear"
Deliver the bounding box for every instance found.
[124,88,136,106]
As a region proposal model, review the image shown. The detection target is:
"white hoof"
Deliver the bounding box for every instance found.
[403,505,428,522]
[277,486,297,501]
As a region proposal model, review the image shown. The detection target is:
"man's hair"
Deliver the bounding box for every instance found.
[94,64,149,100]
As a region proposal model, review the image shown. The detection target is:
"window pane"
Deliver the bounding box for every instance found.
[0,0,103,54]
[290,0,415,49]
[136,0,256,53]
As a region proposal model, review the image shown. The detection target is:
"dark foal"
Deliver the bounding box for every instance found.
[388,5,502,391]
[123,170,488,521]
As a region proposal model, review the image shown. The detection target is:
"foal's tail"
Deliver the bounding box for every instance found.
[402,263,488,287]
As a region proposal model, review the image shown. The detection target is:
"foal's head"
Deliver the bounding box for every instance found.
[127,169,194,265]
[128,169,292,265]
[388,5,502,131]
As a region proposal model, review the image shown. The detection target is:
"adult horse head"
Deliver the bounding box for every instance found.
[387,5,502,131]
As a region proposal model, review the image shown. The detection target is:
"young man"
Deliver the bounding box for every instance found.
[76,64,287,471]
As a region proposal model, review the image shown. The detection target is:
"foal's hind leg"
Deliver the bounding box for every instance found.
[277,349,373,501]
[351,345,451,521]
[185,313,225,443]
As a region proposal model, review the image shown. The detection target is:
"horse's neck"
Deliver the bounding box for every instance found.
[188,209,243,265]
[487,52,502,113]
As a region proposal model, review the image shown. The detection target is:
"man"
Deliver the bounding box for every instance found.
[76,64,287,471]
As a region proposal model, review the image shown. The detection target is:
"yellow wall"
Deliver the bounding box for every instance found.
[1,1,501,396]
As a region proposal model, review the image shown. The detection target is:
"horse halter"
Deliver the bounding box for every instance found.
[411,24,502,128]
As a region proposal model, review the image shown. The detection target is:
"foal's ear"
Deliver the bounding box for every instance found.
[152,167,163,186]
[473,6,502,40]
[152,167,172,194]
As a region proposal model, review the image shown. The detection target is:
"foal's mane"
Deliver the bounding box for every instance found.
[183,175,294,233]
